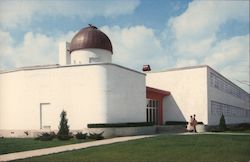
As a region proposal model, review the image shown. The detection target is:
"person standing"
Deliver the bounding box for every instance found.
[187,115,194,132]
[193,114,198,133]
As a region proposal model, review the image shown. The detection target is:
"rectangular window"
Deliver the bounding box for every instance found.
[89,57,100,63]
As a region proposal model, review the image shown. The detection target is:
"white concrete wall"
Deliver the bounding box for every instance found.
[146,67,208,124]
[207,67,250,125]
[105,65,146,123]
[71,49,112,64]
[59,42,71,65]
[0,64,146,136]
[0,65,108,131]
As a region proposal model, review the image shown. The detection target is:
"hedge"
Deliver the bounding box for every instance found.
[87,122,154,128]
[165,121,204,125]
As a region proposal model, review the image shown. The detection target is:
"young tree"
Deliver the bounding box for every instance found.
[57,110,71,140]
[219,113,227,131]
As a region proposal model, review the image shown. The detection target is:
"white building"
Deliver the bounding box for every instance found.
[0,25,146,137]
[146,66,250,126]
[0,25,249,137]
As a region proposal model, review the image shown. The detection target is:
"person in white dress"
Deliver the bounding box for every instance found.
[187,115,194,132]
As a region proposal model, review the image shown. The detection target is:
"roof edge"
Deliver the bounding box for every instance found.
[0,63,145,76]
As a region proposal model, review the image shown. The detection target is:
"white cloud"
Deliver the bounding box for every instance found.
[0,29,75,68]
[175,59,198,68]
[0,25,171,71]
[204,35,249,68]
[0,0,140,28]
[101,25,171,70]
[169,0,249,57]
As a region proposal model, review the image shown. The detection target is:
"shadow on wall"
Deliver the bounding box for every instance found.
[163,95,186,123]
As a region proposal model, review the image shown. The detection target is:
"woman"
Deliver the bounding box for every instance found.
[187,115,194,132]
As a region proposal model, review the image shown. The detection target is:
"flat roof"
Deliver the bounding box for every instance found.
[147,65,209,73]
[147,64,249,95]
[0,63,145,75]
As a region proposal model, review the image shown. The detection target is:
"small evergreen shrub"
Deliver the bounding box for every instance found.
[35,132,55,141]
[88,132,104,140]
[219,114,227,131]
[57,110,72,140]
[75,132,87,139]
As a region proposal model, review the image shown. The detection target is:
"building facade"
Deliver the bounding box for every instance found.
[0,25,146,137]
[146,65,250,126]
[0,25,249,137]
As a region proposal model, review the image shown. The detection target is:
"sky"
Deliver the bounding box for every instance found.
[0,0,249,92]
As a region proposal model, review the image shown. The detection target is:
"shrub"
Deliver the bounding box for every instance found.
[219,114,227,131]
[57,110,71,140]
[165,121,188,125]
[75,132,87,139]
[87,122,154,128]
[88,132,104,140]
[238,123,250,129]
[35,132,55,141]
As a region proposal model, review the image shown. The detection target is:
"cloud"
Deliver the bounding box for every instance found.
[0,29,75,68]
[204,35,249,68]
[169,0,249,57]
[0,0,140,29]
[101,25,172,70]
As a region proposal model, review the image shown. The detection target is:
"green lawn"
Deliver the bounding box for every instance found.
[14,134,250,162]
[0,138,90,155]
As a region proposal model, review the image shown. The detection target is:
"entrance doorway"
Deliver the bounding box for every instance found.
[39,103,51,130]
[146,99,160,124]
[146,87,171,125]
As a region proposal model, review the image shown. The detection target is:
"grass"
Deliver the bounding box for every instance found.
[0,138,90,155]
[14,134,250,162]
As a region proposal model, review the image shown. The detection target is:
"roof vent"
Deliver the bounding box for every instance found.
[88,24,98,29]
[142,65,151,71]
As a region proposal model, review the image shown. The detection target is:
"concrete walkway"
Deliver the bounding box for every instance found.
[179,132,250,136]
[0,135,156,162]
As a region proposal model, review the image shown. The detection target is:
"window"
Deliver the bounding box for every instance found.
[210,72,249,102]
[89,57,100,63]
[211,101,248,117]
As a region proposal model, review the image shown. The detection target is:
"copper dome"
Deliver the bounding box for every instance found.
[70,25,113,53]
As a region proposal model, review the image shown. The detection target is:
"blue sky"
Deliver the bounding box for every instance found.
[0,0,249,92]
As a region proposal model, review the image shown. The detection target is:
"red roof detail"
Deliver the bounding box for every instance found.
[146,86,171,96]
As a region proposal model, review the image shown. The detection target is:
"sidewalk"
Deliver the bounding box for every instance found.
[0,135,156,162]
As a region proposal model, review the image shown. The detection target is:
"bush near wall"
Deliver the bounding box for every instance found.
[165,121,204,125]
[75,132,87,139]
[88,132,104,140]
[87,122,154,128]
[35,132,56,141]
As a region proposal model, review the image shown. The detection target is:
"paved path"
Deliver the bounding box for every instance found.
[178,132,250,136]
[0,135,156,162]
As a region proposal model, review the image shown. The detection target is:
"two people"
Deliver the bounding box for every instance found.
[187,114,197,132]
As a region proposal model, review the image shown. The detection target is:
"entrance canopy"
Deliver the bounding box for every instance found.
[146,86,170,97]
[146,87,170,125]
